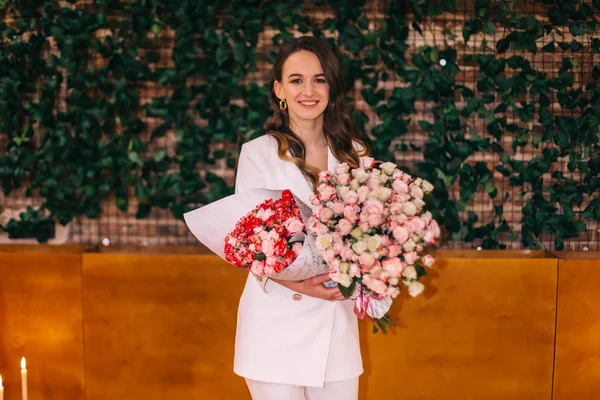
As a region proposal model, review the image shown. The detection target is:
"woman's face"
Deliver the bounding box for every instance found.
[274,50,330,126]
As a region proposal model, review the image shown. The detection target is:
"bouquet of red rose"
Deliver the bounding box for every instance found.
[184,189,327,281]
[224,190,307,275]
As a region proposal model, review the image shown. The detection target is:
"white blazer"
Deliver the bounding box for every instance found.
[233,134,363,387]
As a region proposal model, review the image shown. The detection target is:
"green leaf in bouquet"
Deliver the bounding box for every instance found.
[338,279,356,299]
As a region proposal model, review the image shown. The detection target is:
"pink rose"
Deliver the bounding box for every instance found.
[343,206,358,223]
[367,177,380,189]
[410,185,424,199]
[360,156,376,169]
[370,265,383,278]
[357,186,370,203]
[250,260,265,275]
[363,275,387,294]
[267,229,280,241]
[310,194,321,206]
[341,247,355,261]
[349,263,360,277]
[334,163,349,174]
[412,217,426,233]
[422,255,435,267]
[342,190,359,205]
[385,286,401,298]
[403,251,419,265]
[332,202,345,214]
[284,217,304,234]
[266,255,278,266]
[307,218,321,235]
[318,170,332,182]
[317,183,336,200]
[392,179,409,194]
[380,235,391,247]
[367,213,383,227]
[336,173,350,186]
[359,221,370,232]
[387,219,398,231]
[338,218,353,236]
[317,223,330,235]
[333,239,345,254]
[388,245,401,258]
[359,252,376,267]
[392,226,409,244]
[363,199,384,215]
[382,258,404,277]
[319,207,334,222]
[323,248,336,264]
[390,202,404,215]
[262,239,275,257]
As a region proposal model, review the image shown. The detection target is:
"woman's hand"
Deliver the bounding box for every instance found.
[271,274,346,301]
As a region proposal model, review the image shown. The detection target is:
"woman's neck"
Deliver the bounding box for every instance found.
[289,118,327,148]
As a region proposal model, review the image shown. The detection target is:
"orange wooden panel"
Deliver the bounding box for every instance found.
[553,258,600,400]
[359,257,558,400]
[82,253,249,400]
[0,252,86,400]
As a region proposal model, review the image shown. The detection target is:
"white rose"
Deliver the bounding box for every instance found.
[378,174,390,185]
[413,177,423,187]
[353,169,369,184]
[377,187,392,202]
[403,239,416,252]
[349,179,360,191]
[413,198,425,211]
[351,240,368,254]
[403,202,417,216]
[408,281,425,297]
[316,234,333,250]
[340,262,350,273]
[402,265,418,280]
[349,263,360,277]
[389,277,399,285]
[379,162,397,176]
[337,273,353,287]
[421,180,434,193]
[366,235,382,252]
[350,228,363,239]
[337,186,350,198]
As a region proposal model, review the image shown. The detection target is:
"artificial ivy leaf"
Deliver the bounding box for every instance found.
[569,23,584,36]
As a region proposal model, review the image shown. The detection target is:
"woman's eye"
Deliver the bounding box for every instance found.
[291,79,302,83]
[316,79,327,84]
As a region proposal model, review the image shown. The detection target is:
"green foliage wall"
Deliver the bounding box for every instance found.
[0,0,598,248]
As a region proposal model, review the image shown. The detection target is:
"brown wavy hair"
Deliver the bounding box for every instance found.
[266,36,369,190]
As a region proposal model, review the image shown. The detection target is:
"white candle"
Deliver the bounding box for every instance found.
[21,357,27,400]
[0,374,4,400]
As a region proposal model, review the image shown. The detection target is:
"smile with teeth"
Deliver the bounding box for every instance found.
[299,100,319,108]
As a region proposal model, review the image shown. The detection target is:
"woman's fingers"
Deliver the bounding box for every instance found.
[311,273,332,284]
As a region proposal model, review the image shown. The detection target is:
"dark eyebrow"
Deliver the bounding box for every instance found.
[288,73,326,78]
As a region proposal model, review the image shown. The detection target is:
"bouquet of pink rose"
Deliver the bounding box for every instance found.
[307,156,440,333]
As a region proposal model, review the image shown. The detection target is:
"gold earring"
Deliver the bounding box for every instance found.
[279,99,287,111]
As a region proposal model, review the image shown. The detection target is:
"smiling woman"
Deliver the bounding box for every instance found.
[232,36,369,400]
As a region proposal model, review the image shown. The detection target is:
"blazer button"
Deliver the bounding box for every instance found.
[256,276,263,282]
[292,293,302,301]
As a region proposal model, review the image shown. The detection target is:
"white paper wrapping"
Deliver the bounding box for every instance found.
[183,189,328,280]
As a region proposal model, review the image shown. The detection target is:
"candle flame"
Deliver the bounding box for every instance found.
[21,357,26,369]
[0,374,3,387]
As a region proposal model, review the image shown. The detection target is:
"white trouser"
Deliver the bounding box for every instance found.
[245,377,359,400]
